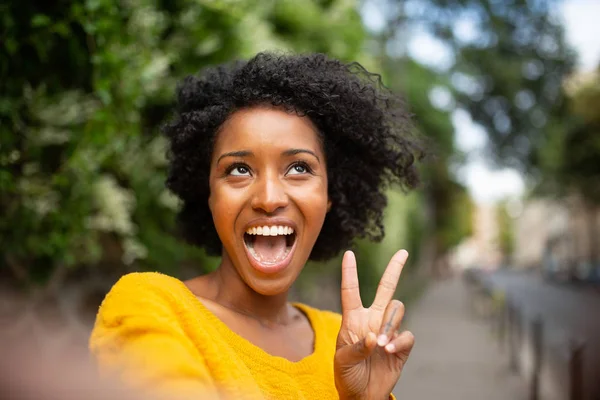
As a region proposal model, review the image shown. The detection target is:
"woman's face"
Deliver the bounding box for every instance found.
[208,107,330,296]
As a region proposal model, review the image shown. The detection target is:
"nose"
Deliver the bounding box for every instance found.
[251,172,288,214]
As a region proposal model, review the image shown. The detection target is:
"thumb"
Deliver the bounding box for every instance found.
[335,332,377,367]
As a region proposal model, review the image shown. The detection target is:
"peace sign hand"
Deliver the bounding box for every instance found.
[334,250,415,400]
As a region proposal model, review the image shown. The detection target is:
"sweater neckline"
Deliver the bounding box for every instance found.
[172,276,325,373]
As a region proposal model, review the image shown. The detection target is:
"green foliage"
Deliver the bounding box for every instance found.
[433,175,474,251]
[565,71,600,124]
[388,59,455,156]
[400,0,576,172]
[2,0,481,300]
[558,70,600,203]
[534,69,600,204]
[0,0,367,286]
[361,0,579,268]
[354,190,424,304]
[380,57,473,258]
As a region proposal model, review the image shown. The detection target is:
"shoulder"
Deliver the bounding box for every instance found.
[106,271,186,295]
[94,272,193,327]
[89,274,221,397]
[90,272,200,355]
[103,272,189,302]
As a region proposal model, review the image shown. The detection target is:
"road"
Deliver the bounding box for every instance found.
[393,277,525,400]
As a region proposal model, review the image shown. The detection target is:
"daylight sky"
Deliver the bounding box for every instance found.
[362,0,600,204]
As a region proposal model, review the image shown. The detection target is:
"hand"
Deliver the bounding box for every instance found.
[334,250,415,400]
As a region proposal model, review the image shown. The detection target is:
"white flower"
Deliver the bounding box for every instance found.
[89,175,136,236]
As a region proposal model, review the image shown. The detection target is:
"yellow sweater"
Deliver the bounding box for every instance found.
[89,272,345,400]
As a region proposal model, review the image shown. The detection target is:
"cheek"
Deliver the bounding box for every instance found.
[208,185,240,234]
[293,182,329,227]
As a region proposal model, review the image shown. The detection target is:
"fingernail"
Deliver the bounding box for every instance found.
[385,343,395,352]
[377,335,388,346]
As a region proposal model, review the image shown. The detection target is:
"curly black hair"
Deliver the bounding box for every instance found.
[163,52,422,261]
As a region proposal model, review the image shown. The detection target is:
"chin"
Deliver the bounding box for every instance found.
[238,250,307,297]
[247,278,295,297]
[242,252,306,296]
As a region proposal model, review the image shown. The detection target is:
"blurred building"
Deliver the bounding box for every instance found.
[450,205,502,271]
[512,196,600,281]
[512,199,568,269]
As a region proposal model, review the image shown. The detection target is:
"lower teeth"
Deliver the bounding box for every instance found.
[248,245,290,264]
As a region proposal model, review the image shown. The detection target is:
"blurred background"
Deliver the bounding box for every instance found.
[1,0,599,399]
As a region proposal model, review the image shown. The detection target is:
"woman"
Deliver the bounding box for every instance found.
[90,52,422,400]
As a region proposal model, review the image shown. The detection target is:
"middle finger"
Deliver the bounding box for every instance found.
[371,249,408,311]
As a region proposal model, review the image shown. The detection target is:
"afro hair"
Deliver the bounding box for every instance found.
[163,52,422,261]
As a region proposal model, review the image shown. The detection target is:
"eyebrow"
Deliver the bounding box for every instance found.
[217,150,253,164]
[283,149,320,163]
[216,148,320,164]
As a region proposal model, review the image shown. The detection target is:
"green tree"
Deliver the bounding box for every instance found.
[0,0,368,290]
[539,68,600,266]
[354,0,577,276]
[559,70,600,202]
[381,0,576,172]
[378,57,473,274]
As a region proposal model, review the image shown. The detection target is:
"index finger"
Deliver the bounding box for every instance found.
[371,249,409,311]
[341,250,363,314]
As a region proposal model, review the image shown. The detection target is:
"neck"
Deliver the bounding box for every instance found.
[207,253,293,325]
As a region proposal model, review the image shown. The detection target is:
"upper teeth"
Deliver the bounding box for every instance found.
[245,225,294,236]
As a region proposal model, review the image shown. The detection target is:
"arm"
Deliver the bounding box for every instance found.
[89,274,219,400]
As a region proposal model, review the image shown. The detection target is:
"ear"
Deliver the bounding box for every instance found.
[327,199,332,212]
[208,193,214,213]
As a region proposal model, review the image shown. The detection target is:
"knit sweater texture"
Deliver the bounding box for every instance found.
[90,272,365,399]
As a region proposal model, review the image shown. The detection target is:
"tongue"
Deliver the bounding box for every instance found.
[252,236,288,263]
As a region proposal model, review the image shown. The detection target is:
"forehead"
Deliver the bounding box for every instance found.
[213,107,323,154]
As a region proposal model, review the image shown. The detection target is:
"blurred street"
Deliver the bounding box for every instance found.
[393,277,525,400]
[484,270,600,400]
[487,270,600,346]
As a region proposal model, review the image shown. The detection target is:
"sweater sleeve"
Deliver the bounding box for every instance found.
[89,273,218,400]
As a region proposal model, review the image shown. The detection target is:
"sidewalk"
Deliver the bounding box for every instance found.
[393,277,526,400]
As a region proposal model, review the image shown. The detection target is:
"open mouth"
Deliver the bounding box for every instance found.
[243,225,297,267]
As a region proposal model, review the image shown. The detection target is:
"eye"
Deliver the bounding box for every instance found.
[287,162,312,175]
[227,164,251,176]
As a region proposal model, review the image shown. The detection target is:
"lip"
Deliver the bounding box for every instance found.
[242,217,299,275]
